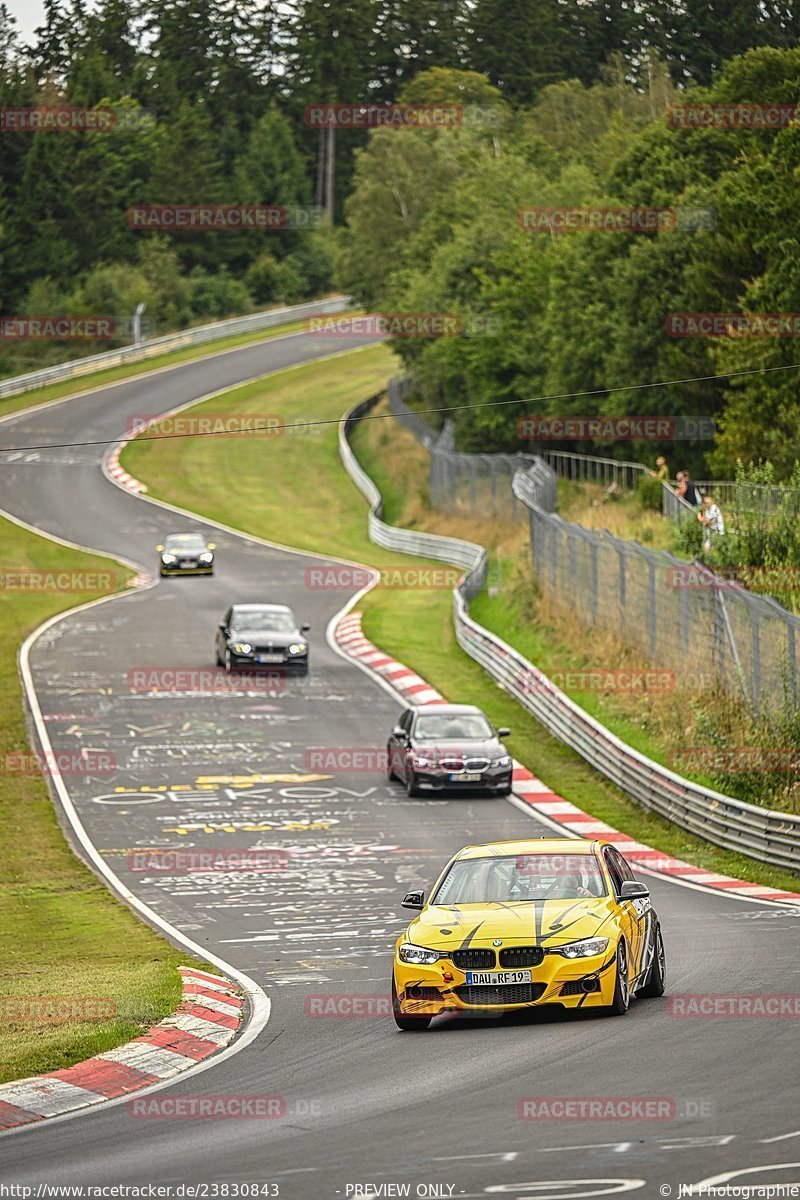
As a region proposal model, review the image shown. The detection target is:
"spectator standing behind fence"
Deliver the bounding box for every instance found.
[649,455,669,481]
[698,493,724,554]
[675,470,701,507]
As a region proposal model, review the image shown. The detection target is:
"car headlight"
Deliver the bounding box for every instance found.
[232,643,252,654]
[398,942,442,965]
[161,553,176,564]
[492,755,511,767]
[288,643,307,654]
[552,937,609,959]
[410,755,430,768]
[199,552,213,563]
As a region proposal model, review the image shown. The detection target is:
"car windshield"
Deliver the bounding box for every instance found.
[414,713,493,740]
[433,853,607,903]
[230,610,296,633]
[165,535,206,550]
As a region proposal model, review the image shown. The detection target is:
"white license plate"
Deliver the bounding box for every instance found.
[181,561,197,568]
[464,970,532,986]
[257,653,284,664]
[452,772,481,782]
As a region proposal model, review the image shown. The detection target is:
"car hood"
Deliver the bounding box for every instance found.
[228,629,301,646]
[406,898,615,949]
[410,739,506,757]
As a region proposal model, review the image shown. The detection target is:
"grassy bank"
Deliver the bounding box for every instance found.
[0,517,186,1083]
[122,353,799,893]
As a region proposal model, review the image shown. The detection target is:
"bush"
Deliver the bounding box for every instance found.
[245,252,309,305]
[637,473,663,512]
[185,268,253,320]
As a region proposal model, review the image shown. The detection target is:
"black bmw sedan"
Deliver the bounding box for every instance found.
[214,603,310,674]
[387,703,513,797]
[157,532,216,575]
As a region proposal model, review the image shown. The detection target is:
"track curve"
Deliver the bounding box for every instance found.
[0,330,798,1199]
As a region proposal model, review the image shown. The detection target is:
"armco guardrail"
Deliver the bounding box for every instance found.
[341,394,800,874]
[0,296,350,400]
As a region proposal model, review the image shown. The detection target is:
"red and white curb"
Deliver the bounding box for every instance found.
[335,610,800,908]
[106,443,147,495]
[0,967,244,1130]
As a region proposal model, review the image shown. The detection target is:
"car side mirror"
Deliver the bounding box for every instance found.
[218,624,226,632]
[402,891,425,910]
[392,726,406,738]
[619,881,649,900]
[156,544,164,552]
[301,623,311,632]
[497,727,511,738]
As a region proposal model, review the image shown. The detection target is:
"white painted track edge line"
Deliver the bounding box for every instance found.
[4,592,270,1140]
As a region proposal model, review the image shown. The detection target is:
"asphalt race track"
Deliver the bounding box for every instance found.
[0,329,799,1199]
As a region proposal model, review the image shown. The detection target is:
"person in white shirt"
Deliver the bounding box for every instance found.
[698,493,724,553]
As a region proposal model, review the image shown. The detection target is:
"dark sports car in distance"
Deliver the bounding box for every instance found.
[215,603,310,674]
[157,532,216,576]
[387,703,513,796]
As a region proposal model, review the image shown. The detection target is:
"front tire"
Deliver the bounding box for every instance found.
[387,747,397,782]
[391,975,431,1031]
[638,925,666,998]
[405,771,421,798]
[605,940,630,1016]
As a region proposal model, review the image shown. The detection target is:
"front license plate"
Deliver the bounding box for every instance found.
[452,772,481,782]
[181,561,197,568]
[464,970,532,986]
[257,653,284,664]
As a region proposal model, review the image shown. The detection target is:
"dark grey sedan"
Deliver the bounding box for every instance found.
[387,703,513,797]
[214,604,310,674]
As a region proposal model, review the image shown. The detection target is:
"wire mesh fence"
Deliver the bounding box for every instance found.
[515,475,800,717]
[388,377,556,520]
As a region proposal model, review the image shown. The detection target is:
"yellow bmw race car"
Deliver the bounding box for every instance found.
[392,837,665,1030]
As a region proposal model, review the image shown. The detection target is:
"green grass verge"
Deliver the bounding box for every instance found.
[0,517,188,1083]
[122,349,799,894]
[0,305,343,423]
